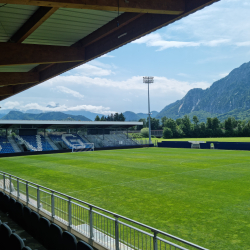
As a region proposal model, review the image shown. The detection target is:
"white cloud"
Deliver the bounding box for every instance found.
[219,72,229,78]
[133,33,230,51]
[56,86,84,99]
[73,64,114,76]
[236,41,250,47]
[46,74,209,96]
[165,0,250,45]
[0,102,116,115]
[2,101,20,109]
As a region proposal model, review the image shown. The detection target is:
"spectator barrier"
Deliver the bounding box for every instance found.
[0,171,208,250]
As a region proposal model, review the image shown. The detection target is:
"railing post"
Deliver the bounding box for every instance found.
[17,178,19,200]
[153,231,158,250]
[89,205,94,244]
[37,186,40,212]
[26,181,29,205]
[3,174,5,191]
[9,175,12,194]
[68,197,72,229]
[115,216,120,250]
[51,191,55,219]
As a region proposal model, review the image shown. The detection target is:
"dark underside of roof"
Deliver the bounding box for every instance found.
[0,0,220,100]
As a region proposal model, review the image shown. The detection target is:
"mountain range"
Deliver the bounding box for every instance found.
[0,110,159,122]
[1,111,91,121]
[156,61,250,122]
[1,61,250,122]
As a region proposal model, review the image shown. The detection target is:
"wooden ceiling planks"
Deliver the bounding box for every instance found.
[0,0,220,100]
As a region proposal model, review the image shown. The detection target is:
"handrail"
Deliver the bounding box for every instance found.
[0,171,209,250]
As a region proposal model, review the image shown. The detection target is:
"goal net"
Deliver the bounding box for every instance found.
[72,143,94,152]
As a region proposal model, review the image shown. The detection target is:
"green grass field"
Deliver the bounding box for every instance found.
[1,148,250,250]
[138,137,250,144]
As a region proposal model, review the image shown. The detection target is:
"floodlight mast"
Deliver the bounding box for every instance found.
[143,77,154,144]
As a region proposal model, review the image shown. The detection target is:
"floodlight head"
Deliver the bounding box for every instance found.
[143,77,154,84]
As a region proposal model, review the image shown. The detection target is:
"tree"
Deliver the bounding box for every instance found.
[161,116,167,126]
[164,118,177,131]
[200,122,206,137]
[193,116,199,126]
[140,128,149,138]
[118,113,126,121]
[146,117,160,130]
[206,117,213,130]
[100,115,106,121]
[114,113,119,121]
[137,118,146,130]
[225,117,233,131]
[163,127,173,139]
[181,115,191,136]
[176,118,182,126]
[212,117,220,130]
[95,115,100,121]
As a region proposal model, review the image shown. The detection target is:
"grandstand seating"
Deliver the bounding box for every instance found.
[0,136,15,154]
[84,133,138,148]
[15,135,54,152]
[0,132,139,154]
[50,133,92,149]
[0,190,93,250]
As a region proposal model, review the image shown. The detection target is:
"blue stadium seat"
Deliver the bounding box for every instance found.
[50,133,91,149]
[14,201,24,226]
[2,194,10,213]
[62,231,77,250]
[15,135,54,152]
[0,223,12,250]
[77,240,93,250]
[9,233,25,250]
[48,223,63,250]
[23,206,32,231]
[0,191,4,208]
[0,136,15,154]
[30,211,40,239]
[9,197,16,218]
[39,217,51,247]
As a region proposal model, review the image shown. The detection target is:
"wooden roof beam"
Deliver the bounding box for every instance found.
[0,86,14,96]
[9,7,58,43]
[0,0,185,15]
[32,12,142,73]
[0,0,220,100]
[0,43,85,66]
[0,73,39,86]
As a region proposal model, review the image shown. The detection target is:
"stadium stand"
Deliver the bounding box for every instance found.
[15,135,54,152]
[50,133,93,149]
[0,136,15,154]
[85,133,138,148]
[0,190,93,250]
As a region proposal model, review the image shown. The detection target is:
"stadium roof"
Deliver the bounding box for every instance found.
[0,120,142,129]
[0,0,219,100]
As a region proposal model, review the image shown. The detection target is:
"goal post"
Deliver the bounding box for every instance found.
[71,143,94,152]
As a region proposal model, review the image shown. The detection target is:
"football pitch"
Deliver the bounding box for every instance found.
[1,147,250,250]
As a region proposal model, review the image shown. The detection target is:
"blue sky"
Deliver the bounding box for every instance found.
[2,0,250,115]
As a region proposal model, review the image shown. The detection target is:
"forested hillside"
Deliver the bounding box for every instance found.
[157,61,250,121]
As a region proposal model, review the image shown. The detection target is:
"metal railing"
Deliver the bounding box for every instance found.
[0,171,209,250]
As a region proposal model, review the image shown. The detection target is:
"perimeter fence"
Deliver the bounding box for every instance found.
[0,171,208,250]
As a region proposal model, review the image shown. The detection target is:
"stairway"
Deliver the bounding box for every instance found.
[7,136,22,152]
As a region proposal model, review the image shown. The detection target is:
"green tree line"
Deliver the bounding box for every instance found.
[95,113,125,121]
[132,116,250,139]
